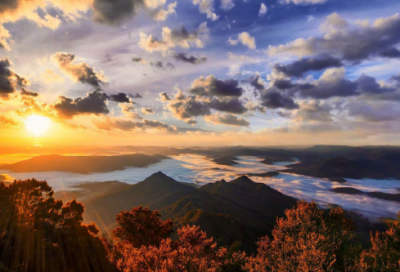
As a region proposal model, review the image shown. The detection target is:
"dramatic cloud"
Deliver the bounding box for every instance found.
[139,23,209,53]
[209,97,247,114]
[173,53,207,64]
[242,75,265,91]
[168,96,211,120]
[229,32,256,49]
[273,55,343,77]
[294,100,332,122]
[259,3,267,16]
[0,58,29,98]
[52,53,105,89]
[105,93,131,103]
[206,113,249,127]
[192,0,218,21]
[347,100,400,122]
[189,75,243,97]
[150,1,177,21]
[268,13,400,62]
[54,91,109,119]
[120,104,143,120]
[261,90,299,109]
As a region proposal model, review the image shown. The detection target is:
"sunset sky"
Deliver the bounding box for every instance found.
[0,0,400,146]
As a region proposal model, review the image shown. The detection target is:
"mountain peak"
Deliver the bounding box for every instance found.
[231,176,254,185]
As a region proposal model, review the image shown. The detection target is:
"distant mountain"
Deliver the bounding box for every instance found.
[284,157,400,180]
[84,173,297,251]
[332,187,400,203]
[0,154,167,174]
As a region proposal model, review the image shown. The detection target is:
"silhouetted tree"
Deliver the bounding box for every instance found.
[0,179,116,272]
[358,213,400,271]
[244,201,355,272]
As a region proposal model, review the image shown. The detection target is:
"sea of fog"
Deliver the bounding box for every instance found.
[1,154,400,220]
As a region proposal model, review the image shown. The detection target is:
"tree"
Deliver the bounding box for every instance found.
[358,213,400,271]
[113,225,232,272]
[244,201,355,272]
[112,206,173,248]
[0,179,116,272]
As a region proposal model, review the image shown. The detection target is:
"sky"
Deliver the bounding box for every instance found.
[0,0,400,146]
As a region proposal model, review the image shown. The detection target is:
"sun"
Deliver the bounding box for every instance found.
[24,115,52,137]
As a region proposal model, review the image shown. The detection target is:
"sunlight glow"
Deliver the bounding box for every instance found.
[24,115,52,137]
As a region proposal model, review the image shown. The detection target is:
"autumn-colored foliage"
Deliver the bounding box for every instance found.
[358,213,400,271]
[244,201,355,272]
[0,179,116,272]
[2,179,400,272]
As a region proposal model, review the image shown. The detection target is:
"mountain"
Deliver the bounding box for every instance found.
[284,157,400,180]
[84,173,297,251]
[332,187,400,203]
[0,154,167,174]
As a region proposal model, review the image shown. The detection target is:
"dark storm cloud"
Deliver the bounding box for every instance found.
[274,55,343,77]
[356,75,394,94]
[173,53,207,64]
[52,53,105,90]
[92,0,144,26]
[104,92,131,103]
[268,13,400,62]
[242,75,265,91]
[261,91,299,110]
[54,90,109,119]
[272,69,396,99]
[208,97,247,114]
[189,76,243,97]
[21,88,38,97]
[168,96,211,120]
[0,58,29,98]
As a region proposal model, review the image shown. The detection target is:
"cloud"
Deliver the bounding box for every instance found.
[0,58,29,98]
[242,75,265,91]
[150,61,175,70]
[206,113,249,127]
[258,3,267,16]
[0,25,11,51]
[105,93,131,103]
[229,32,256,49]
[52,52,105,89]
[267,13,400,62]
[173,53,207,64]
[160,92,172,101]
[92,117,176,132]
[168,96,211,120]
[150,1,177,21]
[273,55,343,77]
[220,0,235,11]
[120,103,143,119]
[347,100,400,122]
[139,23,209,53]
[260,90,299,109]
[209,97,247,114]
[189,75,243,97]
[54,90,109,119]
[294,100,332,122]
[192,0,219,21]
[280,0,328,5]
[130,93,143,99]
[21,88,38,97]
[141,107,154,114]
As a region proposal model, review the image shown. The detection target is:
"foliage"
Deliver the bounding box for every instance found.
[244,201,355,272]
[358,213,400,271]
[0,179,116,272]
